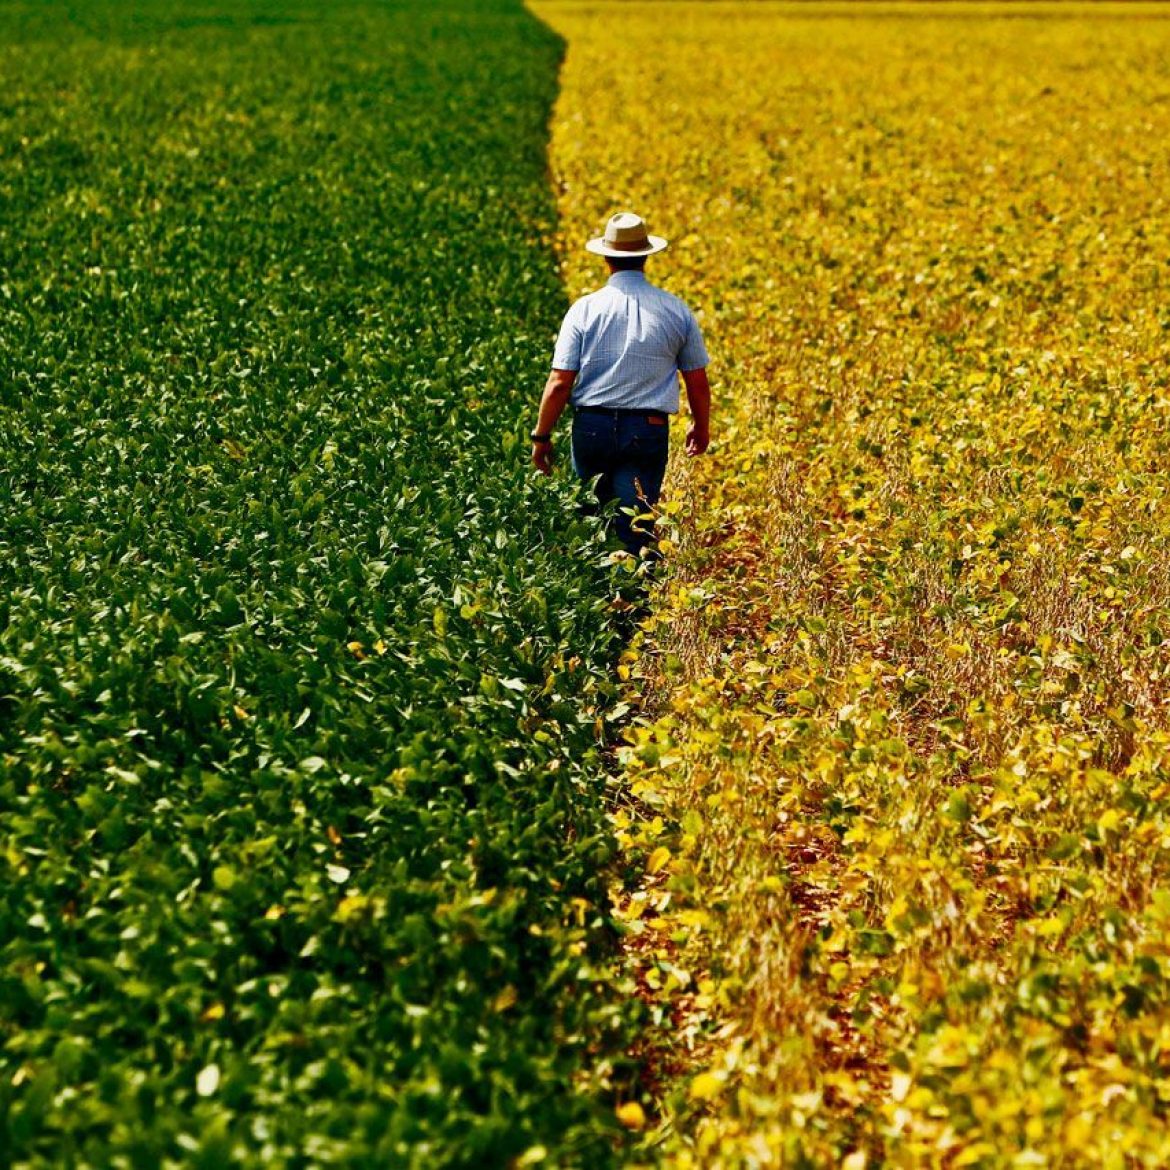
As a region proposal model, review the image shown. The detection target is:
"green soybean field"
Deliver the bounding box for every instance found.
[0,2,640,1165]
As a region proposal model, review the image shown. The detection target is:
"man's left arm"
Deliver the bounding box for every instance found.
[531,368,576,475]
[679,307,711,456]
[682,366,711,456]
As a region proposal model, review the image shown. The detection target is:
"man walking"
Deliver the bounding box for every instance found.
[531,211,711,556]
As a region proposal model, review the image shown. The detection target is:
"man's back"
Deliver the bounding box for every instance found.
[554,270,708,413]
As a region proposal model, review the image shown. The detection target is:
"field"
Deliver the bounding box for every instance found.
[0,2,644,1165]
[8,0,1170,1165]
[536,1,1170,1165]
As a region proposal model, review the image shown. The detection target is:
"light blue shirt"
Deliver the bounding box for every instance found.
[552,270,709,413]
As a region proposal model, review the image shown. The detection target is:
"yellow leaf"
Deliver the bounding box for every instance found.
[646,845,671,875]
[689,1071,724,1101]
[336,894,370,924]
[615,1101,646,1130]
[1036,915,1067,938]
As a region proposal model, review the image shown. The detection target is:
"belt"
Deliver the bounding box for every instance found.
[575,404,669,420]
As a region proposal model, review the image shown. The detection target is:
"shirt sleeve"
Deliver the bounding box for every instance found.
[678,308,709,371]
[551,302,583,371]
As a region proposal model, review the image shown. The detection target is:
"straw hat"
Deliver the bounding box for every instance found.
[585,211,668,258]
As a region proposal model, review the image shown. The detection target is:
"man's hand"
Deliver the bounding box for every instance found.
[686,425,710,457]
[532,439,554,475]
[681,367,711,457]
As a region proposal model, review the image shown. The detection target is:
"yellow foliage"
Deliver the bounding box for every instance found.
[537,0,1170,1165]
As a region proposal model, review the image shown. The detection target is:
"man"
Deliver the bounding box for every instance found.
[531,211,711,555]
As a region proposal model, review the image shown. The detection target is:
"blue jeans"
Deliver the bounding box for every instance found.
[571,409,670,555]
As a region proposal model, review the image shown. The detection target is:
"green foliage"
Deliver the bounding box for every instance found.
[0,2,637,1165]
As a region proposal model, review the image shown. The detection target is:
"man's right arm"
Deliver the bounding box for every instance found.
[533,300,584,474]
[531,367,576,474]
[682,366,711,456]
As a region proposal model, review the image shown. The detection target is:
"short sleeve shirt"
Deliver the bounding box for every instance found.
[552,270,709,414]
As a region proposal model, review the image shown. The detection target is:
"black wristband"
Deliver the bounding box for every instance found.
[530,432,552,444]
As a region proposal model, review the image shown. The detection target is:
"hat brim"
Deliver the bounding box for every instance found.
[585,234,668,257]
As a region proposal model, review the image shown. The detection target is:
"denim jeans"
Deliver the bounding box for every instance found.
[571,409,670,555]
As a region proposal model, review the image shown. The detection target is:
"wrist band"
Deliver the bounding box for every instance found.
[531,432,552,443]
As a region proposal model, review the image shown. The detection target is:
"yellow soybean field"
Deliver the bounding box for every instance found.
[536,2,1170,1165]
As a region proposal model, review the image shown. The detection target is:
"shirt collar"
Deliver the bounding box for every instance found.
[607,269,648,287]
